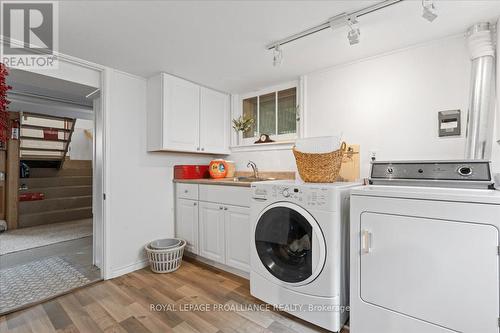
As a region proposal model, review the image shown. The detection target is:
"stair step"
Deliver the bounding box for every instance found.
[21,155,63,161]
[20,176,91,188]
[27,167,92,177]
[21,124,72,133]
[19,195,92,214]
[19,207,92,228]
[62,160,92,170]
[20,136,69,143]
[22,112,74,122]
[19,185,92,199]
[20,147,66,152]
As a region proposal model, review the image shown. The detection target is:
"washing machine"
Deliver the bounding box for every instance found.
[250,180,360,332]
[350,160,500,333]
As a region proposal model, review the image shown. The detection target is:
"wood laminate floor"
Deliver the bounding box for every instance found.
[0,258,348,333]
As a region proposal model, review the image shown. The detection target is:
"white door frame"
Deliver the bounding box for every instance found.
[64,59,110,279]
[1,36,111,278]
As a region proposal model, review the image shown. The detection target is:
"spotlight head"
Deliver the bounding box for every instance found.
[345,15,360,45]
[422,1,437,22]
[273,44,283,67]
[347,28,360,45]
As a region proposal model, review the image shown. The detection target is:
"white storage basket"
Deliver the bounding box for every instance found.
[145,239,186,273]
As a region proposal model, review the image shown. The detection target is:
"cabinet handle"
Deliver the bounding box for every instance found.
[193,202,197,206]
[201,148,205,151]
[184,190,188,193]
[219,206,223,210]
[196,147,200,151]
[224,207,228,211]
[361,230,372,254]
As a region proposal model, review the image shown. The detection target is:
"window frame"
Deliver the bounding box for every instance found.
[238,81,299,146]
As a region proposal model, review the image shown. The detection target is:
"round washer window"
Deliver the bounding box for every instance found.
[255,206,318,283]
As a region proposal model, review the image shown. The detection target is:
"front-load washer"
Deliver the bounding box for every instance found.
[350,160,500,333]
[250,180,360,332]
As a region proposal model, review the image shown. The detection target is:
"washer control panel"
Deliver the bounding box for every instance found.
[252,184,335,210]
[371,161,492,181]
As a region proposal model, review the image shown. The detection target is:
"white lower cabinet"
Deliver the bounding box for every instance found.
[175,198,199,254]
[175,184,251,273]
[199,202,225,263]
[224,206,251,272]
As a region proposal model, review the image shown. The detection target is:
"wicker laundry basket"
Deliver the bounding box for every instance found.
[293,142,347,183]
[145,239,186,273]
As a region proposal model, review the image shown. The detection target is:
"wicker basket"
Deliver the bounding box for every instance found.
[145,239,186,273]
[293,142,347,183]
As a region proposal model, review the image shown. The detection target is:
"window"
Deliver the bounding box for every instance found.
[241,86,297,141]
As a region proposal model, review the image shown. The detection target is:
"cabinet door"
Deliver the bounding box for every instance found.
[224,206,251,272]
[175,198,199,254]
[199,87,229,154]
[199,202,225,263]
[360,212,499,333]
[163,74,200,152]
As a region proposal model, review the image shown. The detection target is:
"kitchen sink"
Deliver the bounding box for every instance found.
[232,176,276,182]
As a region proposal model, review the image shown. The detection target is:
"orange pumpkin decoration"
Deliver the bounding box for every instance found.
[209,160,228,179]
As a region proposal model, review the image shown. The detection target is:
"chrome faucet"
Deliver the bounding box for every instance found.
[247,160,259,179]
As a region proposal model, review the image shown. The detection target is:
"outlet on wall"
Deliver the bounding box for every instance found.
[369,150,379,161]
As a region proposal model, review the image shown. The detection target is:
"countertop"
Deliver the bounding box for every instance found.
[173,171,296,188]
[173,178,253,187]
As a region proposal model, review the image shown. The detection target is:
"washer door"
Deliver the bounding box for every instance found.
[255,202,326,285]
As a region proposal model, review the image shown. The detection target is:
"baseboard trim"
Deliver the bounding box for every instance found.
[108,258,149,279]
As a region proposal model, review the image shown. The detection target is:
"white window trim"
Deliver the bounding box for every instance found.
[237,80,300,146]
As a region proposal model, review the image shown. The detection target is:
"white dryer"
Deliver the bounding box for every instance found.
[350,161,500,333]
[250,180,359,332]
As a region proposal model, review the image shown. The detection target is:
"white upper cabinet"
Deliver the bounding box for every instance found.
[200,87,229,154]
[163,74,200,152]
[147,73,230,154]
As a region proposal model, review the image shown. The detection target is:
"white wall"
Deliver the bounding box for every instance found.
[106,70,212,277]
[306,36,471,177]
[229,35,487,178]
[230,148,296,172]
[68,119,93,160]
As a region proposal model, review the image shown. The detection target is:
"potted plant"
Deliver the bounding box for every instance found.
[232,116,254,145]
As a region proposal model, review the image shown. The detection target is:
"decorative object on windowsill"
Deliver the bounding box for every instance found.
[293,141,347,183]
[254,134,275,144]
[0,63,11,148]
[232,116,254,146]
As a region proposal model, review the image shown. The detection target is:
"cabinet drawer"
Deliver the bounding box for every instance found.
[199,185,250,207]
[176,183,199,200]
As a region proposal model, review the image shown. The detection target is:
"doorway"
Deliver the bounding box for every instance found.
[0,68,103,314]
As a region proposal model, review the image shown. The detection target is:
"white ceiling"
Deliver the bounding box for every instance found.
[7,69,96,105]
[58,1,500,93]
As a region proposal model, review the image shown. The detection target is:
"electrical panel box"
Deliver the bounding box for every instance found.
[438,110,461,137]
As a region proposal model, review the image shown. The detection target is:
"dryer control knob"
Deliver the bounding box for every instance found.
[282,189,290,197]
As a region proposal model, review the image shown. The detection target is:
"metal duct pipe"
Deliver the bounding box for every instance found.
[465,22,496,160]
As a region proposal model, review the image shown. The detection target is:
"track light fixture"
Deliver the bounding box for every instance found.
[267,0,405,64]
[422,0,437,22]
[273,44,283,67]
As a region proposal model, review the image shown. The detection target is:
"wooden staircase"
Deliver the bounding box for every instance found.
[19,112,75,169]
[18,160,93,228]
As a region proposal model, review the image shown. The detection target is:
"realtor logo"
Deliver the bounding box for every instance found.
[1,1,58,69]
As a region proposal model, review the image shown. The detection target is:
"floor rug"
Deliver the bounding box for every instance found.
[0,256,91,314]
[0,219,92,255]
